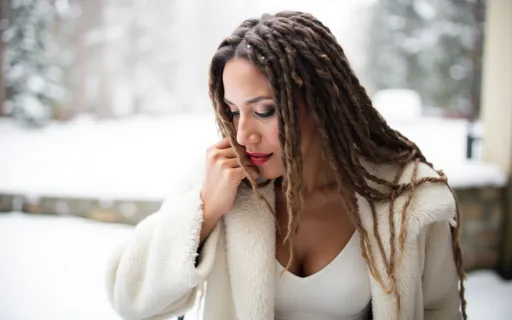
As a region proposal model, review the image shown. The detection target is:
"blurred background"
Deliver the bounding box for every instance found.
[0,0,511,319]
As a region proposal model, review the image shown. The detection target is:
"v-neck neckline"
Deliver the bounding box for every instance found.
[275,230,359,281]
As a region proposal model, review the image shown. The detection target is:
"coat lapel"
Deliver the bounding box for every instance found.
[223,182,277,320]
[220,160,456,320]
[357,193,421,320]
[357,160,457,319]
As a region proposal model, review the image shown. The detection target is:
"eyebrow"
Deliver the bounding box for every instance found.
[223,96,273,106]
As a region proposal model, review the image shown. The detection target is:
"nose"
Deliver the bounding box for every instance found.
[236,114,260,147]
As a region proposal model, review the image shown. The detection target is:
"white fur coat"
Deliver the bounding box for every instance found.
[106,160,463,320]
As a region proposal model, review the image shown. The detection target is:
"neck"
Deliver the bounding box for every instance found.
[275,137,351,196]
[301,140,339,195]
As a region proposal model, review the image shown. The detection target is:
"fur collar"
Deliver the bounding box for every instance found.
[222,160,456,319]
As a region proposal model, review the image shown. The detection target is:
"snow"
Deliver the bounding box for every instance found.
[0,212,510,320]
[373,89,423,123]
[0,113,506,202]
[0,114,220,200]
[465,270,512,319]
[0,213,129,320]
[390,118,506,188]
[371,88,505,188]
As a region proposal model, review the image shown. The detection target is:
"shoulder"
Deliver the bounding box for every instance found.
[399,161,457,233]
[358,158,457,237]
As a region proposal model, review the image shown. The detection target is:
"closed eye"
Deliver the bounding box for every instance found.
[227,107,275,119]
[255,108,275,118]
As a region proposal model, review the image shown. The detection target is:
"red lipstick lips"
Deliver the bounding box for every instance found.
[247,152,272,166]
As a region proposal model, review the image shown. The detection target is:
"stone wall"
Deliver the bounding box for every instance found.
[0,194,161,225]
[0,185,507,272]
[457,187,506,271]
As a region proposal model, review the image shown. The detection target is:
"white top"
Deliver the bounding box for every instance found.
[275,231,372,320]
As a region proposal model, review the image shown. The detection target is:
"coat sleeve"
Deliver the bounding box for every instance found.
[422,220,463,320]
[105,181,221,320]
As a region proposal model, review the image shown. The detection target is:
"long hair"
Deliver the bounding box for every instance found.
[208,11,466,319]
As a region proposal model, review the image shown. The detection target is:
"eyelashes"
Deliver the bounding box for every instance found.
[256,107,276,118]
[227,106,276,119]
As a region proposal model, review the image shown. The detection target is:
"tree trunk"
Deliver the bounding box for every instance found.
[72,0,88,117]
[89,0,111,119]
[130,0,143,115]
[0,0,11,117]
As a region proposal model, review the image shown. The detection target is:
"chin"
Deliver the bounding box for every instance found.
[257,166,284,181]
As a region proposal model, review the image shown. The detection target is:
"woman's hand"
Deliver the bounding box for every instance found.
[200,137,258,220]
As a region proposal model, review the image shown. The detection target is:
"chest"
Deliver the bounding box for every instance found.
[274,230,372,320]
[274,191,356,278]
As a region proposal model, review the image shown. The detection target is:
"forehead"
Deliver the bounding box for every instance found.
[222,58,272,101]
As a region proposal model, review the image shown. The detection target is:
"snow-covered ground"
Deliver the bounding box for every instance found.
[0,114,506,202]
[0,212,511,320]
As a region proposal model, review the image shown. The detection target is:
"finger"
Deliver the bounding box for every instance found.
[220,158,258,180]
[231,153,255,168]
[207,147,236,163]
[225,161,258,179]
[225,167,247,183]
[220,158,242,168]
[215,137,232,150]
[220,157,257,172]
[216,147,238,159]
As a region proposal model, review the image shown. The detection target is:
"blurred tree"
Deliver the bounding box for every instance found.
[72,0,179,118]
[2,0,68,126]
[51,0,78,120]
[90,0,111,119]
[0,0,11,117]
[67,0,109,118]
[70,0,87,117]
[123,0,178,116]
[128,0,144,115]
[365,0,485,119]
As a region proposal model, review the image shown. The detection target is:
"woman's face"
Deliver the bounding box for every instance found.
[222,58,317,180]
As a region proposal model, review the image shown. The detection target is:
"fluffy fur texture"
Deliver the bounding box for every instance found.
[106,160,462,320]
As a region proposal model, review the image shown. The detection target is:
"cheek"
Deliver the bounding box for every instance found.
[268,120,280,148]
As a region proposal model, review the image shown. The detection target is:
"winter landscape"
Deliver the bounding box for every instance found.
[1,0,511,319]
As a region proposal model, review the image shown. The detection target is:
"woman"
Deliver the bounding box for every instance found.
[106,11,466,320]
